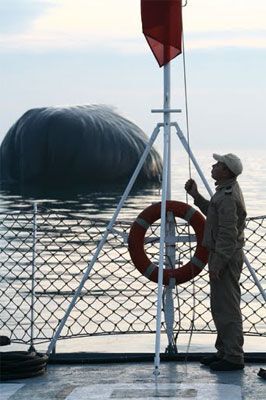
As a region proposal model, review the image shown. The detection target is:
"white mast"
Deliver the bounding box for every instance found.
[154,62,174,375]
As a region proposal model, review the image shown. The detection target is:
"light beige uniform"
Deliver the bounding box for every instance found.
[194,178,246,364]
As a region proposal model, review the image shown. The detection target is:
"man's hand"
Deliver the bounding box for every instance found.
[185,179,199,198]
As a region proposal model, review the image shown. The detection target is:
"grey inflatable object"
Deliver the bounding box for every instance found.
[0,105,162,186]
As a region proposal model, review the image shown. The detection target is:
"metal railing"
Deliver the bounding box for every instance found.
[0,206,265,351]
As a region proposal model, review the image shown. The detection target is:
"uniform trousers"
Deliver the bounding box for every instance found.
[209,249,244,365]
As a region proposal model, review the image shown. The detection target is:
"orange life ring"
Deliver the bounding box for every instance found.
[128,200,208,285]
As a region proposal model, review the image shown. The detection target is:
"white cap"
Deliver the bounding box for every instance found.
[213,153,243,176]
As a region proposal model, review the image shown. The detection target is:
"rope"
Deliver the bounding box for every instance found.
[0,351,48,380]
[181,21,197,360]
[182,32,192,184]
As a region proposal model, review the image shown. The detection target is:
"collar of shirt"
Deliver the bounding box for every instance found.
[215,178,237,191]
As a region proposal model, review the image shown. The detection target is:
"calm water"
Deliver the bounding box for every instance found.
[0,148,265,354]
[0,148,265,217]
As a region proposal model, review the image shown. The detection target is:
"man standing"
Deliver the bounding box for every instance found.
[185,153,247,371]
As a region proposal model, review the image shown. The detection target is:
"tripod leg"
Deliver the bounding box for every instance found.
[47,124,161,356]
[173,122,266,302]
[244,255,266,301]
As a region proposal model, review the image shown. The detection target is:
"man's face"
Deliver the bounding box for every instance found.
[211,161,228,181]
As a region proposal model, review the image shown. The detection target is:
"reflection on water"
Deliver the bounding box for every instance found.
[0,148,265,217]
[0,181,162,220]
[0,149,265,353]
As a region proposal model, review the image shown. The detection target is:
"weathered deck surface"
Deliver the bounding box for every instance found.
[1,360,265,399]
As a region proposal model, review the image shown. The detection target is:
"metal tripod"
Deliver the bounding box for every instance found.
[46,62,265,377]
[46,61,209,365]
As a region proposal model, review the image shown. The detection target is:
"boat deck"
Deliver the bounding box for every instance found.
[1,359,265,400]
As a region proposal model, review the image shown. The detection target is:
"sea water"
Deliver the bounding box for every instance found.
[1,148,265,216]
[0,147,265,354]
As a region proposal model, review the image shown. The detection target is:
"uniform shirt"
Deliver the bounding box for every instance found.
[194,178,246,268]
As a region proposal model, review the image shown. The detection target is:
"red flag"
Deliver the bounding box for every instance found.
[141,0,183,67]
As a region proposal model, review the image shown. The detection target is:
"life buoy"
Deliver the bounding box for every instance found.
[128,201,208,285]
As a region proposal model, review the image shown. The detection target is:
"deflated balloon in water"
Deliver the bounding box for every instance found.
[0,105,162,186]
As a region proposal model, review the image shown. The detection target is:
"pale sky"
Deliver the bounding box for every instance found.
[0,0,266,150]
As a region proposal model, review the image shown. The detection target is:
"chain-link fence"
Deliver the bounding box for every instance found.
[0,206,265,351]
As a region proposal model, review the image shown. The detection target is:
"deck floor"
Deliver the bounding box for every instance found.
[1,361,265,400]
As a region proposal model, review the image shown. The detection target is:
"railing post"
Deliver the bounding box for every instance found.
[29,202,37,352]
